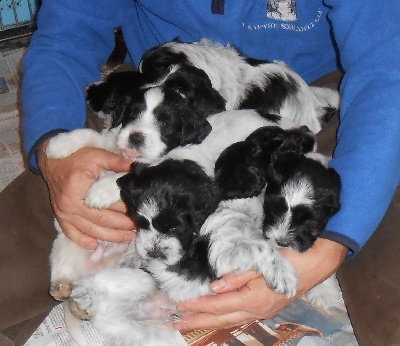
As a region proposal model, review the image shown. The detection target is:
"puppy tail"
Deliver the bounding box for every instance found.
[64,301,88,346]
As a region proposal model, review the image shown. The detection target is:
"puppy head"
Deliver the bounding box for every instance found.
[163,64,226,118]
[117,159,221,265]
[85,70,148,129]
[215,140,267,200]
[263,155,341,252]
[116,67,225,160]
[115,85,212,160]
[139,42,188,82]
[214,126,287,200]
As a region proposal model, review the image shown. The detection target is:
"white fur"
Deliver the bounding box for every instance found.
[305,274,342,310]
[46,127,120,159]
[116,88,168,161]
[150,109,299,176]
[49,219,133,301]
[69,268,186,346]
[264,177,315,246]
[203,196,298,297]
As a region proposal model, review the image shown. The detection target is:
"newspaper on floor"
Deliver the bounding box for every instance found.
[0,109,25,191]
[0,48,27,192]
[0,47,25,113]
[24,296,358,346]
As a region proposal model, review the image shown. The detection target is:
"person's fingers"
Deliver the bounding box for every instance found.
[108,200,128,213]
[80,204,135,230]
[178,276,270,316]
[58,212,136,249]
[59,220,99,249]
[97,149,132,173]
[209,271,262,293]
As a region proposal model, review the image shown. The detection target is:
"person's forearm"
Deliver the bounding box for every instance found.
[22,0,121,171]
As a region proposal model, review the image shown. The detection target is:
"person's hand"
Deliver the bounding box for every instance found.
[38,138,136,249]
[174,238,347,331]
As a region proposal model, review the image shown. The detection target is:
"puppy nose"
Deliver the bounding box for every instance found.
[148,247,166,259]
[129,132,145,146]
[276,238,291,248]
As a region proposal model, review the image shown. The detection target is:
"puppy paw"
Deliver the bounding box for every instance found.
[70,280,96,314]
[68,298,92,320]
[46,132,84,159]
[85,172,124,209]
[263,257,298,298]
[50,279,73,301]
[305,275,341,310]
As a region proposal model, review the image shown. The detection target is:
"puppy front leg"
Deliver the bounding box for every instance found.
[46,127,119,159]
[210,239,298,298]
[85,171,125,209]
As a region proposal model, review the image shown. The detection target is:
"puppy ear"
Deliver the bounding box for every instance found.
[85,81,108,113]
[283,126,316,154]
[180,117,212,145]
[165,65,226,115]
[185,67,226,115]
[215,141,266,199]
[140,45,187,82]
[316,168,341,219]
[116,162,150,219]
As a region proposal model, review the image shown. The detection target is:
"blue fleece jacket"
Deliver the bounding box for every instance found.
[22,0,400,254]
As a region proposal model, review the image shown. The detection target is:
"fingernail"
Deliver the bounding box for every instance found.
[210,278,227,292]
[177,304,187,313]
[173,321,186,331]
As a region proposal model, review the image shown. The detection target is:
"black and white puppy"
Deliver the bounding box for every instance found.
[261,135,341,252]
[66,158,222,345]
[140,38,339,133]
[213,125,342,307]
[47,67,225,162]
[47,68,225,301]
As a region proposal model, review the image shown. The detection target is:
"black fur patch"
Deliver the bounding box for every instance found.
[168,234,217,282]
[85,70,149,128]
[117,159,222,238]
[239,74,299,114]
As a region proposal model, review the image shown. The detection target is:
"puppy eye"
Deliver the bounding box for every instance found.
[173,87,187,99]
[159,120,170,127]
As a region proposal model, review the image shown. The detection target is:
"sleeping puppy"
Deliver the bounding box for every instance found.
[214,125,342,308]
[261,135,341,252]
[139,38,339,133]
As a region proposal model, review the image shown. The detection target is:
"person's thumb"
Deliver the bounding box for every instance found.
[99,150,132,172]
[209,271,262,293]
